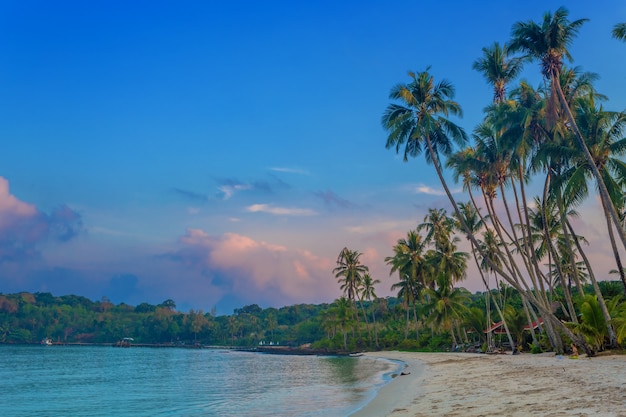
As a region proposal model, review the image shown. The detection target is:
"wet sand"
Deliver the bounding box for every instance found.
[351,351,626,417]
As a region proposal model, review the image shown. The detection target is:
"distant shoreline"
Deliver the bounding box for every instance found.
[1,341,363,356]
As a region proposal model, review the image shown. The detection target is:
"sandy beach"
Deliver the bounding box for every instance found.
[351,351,626,417]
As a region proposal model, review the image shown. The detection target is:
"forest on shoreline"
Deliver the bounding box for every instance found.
[1,280,624,353]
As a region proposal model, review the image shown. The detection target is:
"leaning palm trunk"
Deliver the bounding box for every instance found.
[553,80,626,254]
[542,173,578,323]
[516,169,553,314]
[556,192,585,298]
[370,306,379,348]
[357,296,371,344]
[426,136,590,355]
[404,299,410,340]
[522,296,539,346]
[412,301,419,340]
[470,238,516,351]
[600,194,626,294]
[566,218,618,347]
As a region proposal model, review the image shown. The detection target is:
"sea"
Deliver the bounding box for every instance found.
[0,345,401,417]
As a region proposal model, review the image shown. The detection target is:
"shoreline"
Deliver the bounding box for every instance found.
[351,351,626,416]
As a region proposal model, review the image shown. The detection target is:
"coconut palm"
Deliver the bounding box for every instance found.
[334,247,369,340]
[510,7,626,252]
[564,99,626,293]
[390,270,417,340]
[472,42,524,103]
[330,297,353,350]
[569,295,608,353]
[384,63,590,356]
[422,285,470,350]
[360,273,381,347]
[386,231,428,339]
[382,68,468,219]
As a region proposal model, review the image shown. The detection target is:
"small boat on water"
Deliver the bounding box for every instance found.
[41,338,52,346]
[114,337,134,347]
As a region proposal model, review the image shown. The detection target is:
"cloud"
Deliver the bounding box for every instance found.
[171,187,208,203]
[218,184,251,200]
[269,167,310,175]
[314,189,355,209]
[164,229,336,307]
[246,204,317,216]
[49,205,83,242]
[0,177,83,263]
[414,184,446,196]
[413,183,463,195]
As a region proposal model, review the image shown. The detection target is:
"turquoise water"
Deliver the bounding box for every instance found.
[0,345,399,416]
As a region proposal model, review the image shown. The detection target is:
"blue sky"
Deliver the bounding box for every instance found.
[1,1,625,314]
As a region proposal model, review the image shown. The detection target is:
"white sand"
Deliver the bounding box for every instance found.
[351,351,626,417]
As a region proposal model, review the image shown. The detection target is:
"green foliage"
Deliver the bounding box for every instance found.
[3,280,626,351]
[529,342,543,354]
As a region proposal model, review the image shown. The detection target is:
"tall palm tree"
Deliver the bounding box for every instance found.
[390,270,416,340]
[330,297,353,350]
[334,247,369,339]
[472,42,524,103]
[384,67,590,355]
[564,99,626,293]
[361,273,381,347]
[418,208,456,254]
[386,231,428,339]
[382,68,468,216]
[510,7,626,252]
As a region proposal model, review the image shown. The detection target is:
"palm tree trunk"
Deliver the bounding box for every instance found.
[566,218,618,348]
[370,306,379,348]
[424,135,589,355]
[412,302,419,340]
[553,77,626,254]
[404,300,410,340]
[556,192,585,298]
[600,196,626,294]
[357,297,371,344]
[521,296,538,346]
[542,173,578,322]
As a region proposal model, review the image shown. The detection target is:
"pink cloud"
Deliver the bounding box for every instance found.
[170,229,338,306]
[0,177,37,228]
[0,177,83,263]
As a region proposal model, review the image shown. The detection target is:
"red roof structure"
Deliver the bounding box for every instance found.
[483,318,543,334]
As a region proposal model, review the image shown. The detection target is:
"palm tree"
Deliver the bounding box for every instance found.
[360,273,381,347]
[569,295,608,353]
[613,23,626,41]
[383,66,590,355]
[422,285,470,350]
[382,68,468,218]
[564,99,626,293]
[266,312,277,342]
[331,297,353,350]
[510,7,626,252]
[333,247,369,339]
[386,231,428,339]
[472,42,524,103]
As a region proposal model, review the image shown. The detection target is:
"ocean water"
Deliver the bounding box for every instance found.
[0,345,400,417]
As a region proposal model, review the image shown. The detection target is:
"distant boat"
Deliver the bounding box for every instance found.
[114,337,134,347]
[41,338,52,346]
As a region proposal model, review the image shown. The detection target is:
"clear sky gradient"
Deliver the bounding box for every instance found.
[1,1,625,314]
